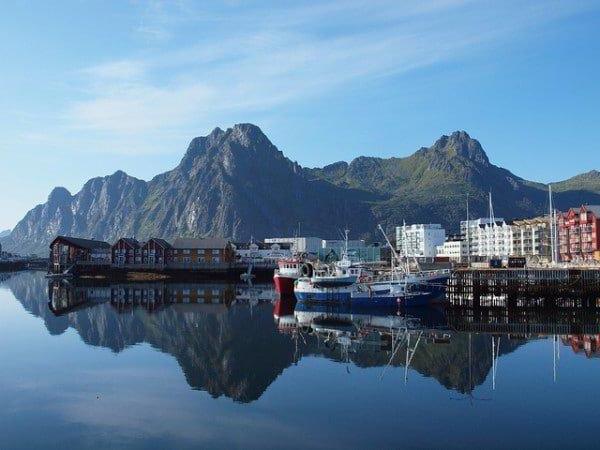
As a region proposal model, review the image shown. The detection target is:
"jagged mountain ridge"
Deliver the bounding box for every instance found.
[2,124,599,255]
[307,130,600,232]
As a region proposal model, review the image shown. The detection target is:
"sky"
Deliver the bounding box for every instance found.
[1,0,600,230]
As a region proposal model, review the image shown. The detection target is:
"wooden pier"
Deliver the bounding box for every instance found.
[447,267,600,308]
[62,260,277,281]
[447,307,600,335]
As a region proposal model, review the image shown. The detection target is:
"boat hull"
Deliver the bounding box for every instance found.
[351,290,444,307]
[294,290,353,302]
[273,274,296,295]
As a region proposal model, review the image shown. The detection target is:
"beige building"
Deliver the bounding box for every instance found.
[510,216,551,261]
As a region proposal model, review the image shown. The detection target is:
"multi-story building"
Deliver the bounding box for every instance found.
[264,237,323,254]
[321,239,365,254]
[141,238,172,267]
[558,205,600,262]
[112,238,142,266]
[436,235,467,262]
[49,236,111,273]
[510,216,551,261]
[460,218,513,259]
[169,237,233,266]
[234,241,292,264]
[396,224,446,258]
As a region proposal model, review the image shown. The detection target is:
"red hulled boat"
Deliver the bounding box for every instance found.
[273,258,303,295]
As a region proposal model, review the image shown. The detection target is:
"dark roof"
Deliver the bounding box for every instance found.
[51,236,111,250]
[113,237,141,248]
[146,238,172,248]
[172,237,230,249]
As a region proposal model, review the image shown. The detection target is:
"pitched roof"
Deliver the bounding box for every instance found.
[146,238,172,248]
[172,237,230,249]
[114,237,141,248]
[51,236,111,250]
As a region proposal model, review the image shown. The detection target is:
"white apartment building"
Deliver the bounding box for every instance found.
[436,236,468,262]
[396,224,446,258]
[460,218,513,259]
[264,237,323,254]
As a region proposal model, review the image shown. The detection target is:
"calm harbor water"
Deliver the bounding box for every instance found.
[2,271,600,449]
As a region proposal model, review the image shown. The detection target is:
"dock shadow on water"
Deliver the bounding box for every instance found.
[2,270,600,449]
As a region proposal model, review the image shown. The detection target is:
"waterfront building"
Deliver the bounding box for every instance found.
[264,237,323,254]
[395,224,445,258]
[49,236,111,273]
[319,243,381,263]
[460,218,513,259]
[558,205,600,262]
[510,216,551,262]
[141,238,172,267]
[234,241,292,264]
[436,235,467,262]
[169,237,233,266]
[321,238,365,253]
[112,238,142,266]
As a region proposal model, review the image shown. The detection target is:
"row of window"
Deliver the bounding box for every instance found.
[177,256,221,263]
[172,249,221,255]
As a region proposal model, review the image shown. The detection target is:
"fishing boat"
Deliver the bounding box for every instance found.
[350,280,443,307]
[273,257,304,295]
[294,259,372,301]
[293,230,373,302]
[294,225,450,307]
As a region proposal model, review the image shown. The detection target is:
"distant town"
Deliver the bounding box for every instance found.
[25,201,595,277]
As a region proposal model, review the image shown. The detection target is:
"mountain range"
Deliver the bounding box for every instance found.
[2,123,599,255]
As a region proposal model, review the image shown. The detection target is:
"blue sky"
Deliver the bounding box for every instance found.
[1,0,599,230]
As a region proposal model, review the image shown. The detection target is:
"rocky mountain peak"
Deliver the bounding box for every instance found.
[431,130,489,166]
[229,123,269,147]
[180,123,276,171]
[47,186,72,204]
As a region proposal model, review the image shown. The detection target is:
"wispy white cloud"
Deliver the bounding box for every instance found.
[62,0,594,154]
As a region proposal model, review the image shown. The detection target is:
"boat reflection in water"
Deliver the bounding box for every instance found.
[5,271,600,448]
[274,294,600,389]
[3,272,598,402]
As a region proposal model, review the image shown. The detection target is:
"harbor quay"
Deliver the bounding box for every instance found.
[447,267,600,308]
[47,235,289,279]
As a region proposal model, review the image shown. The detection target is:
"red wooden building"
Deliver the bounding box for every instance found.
[558,205,600,262]
[112,238,141,266]
[141,238,172,267]
[49,236,111,273]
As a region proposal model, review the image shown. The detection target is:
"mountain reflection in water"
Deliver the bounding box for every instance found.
[4,271,600,405]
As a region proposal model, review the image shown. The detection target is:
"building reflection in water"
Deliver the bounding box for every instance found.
[49,278,277,314]
[4,272,600,403]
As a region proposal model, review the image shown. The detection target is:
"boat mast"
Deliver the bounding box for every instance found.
[344,228,349,261]
[549,184,556,265]
[466,194,471,266]
[403,220,411,275]
[377,224,401,277]
[488,191,495,259]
